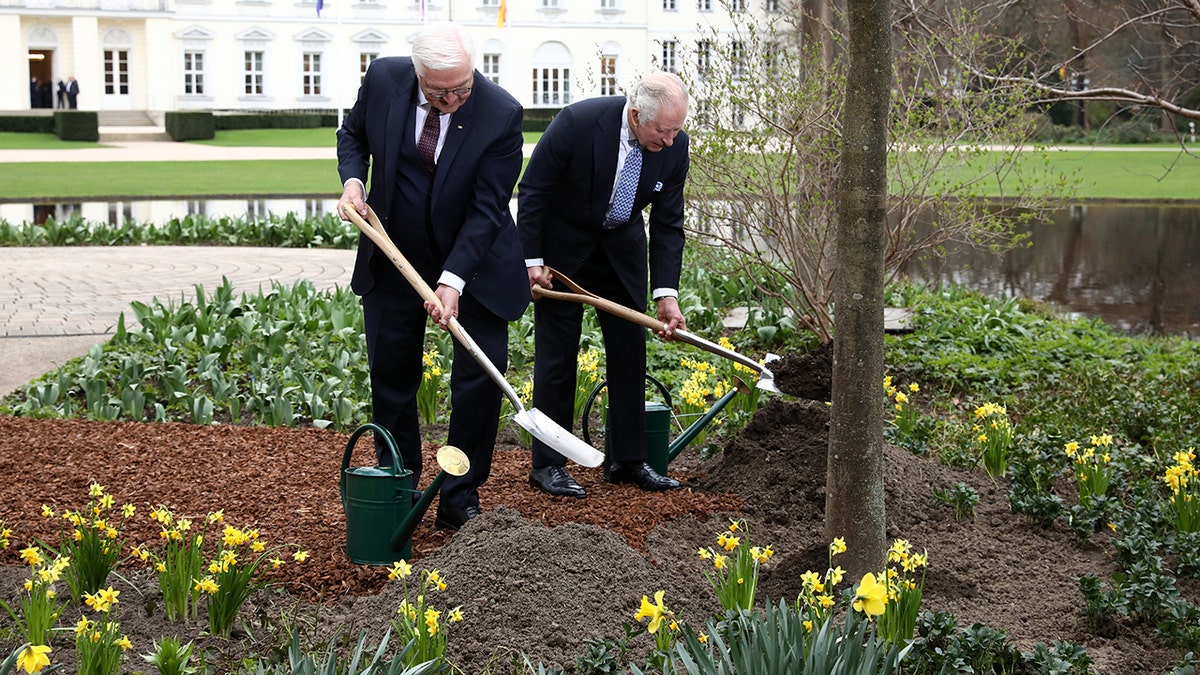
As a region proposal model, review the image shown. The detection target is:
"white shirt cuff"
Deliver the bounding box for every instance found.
[525,258,545,268]
[438,271,466,294]
[652,288,678,301]
[344,177,366,195]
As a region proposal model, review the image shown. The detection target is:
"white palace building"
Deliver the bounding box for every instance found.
[4,0,775,116]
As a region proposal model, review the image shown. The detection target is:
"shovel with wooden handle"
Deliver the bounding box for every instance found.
[531,267,780,394]
[341,204,605,468]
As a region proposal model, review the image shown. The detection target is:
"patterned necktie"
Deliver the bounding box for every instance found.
[417,105,440,173]
[604,141,642,228]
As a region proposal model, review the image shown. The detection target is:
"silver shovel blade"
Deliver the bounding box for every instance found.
[756,352,783,393]
[515,408,605,467]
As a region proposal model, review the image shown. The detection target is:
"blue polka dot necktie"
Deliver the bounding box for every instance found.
[604,141,642,229]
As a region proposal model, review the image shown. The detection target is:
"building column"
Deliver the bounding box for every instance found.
[70,16,100,111]
[0,16,24,111]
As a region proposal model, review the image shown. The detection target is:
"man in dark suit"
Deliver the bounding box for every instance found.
[336,21,528,531]
[518,72,690,497]
[66,77,79,109]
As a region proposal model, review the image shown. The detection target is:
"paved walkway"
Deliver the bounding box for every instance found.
[0,245,355,396]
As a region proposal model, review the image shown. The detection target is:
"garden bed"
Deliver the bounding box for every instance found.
[0,352,1190,672]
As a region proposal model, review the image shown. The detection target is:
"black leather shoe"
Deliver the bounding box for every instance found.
[607,462,680,491]
[529,465,587,498]
[434,504,482,531]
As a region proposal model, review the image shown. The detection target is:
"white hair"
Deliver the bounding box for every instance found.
[411,22,475,76]
[628,72,689,123]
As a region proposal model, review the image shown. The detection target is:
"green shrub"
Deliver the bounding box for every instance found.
[164,111,215,141]
[214,112,327,130]
[0,115,56,133]
[54,110,98,142]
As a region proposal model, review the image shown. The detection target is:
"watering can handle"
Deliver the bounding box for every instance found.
[580,374,672,447]
[340,423,403,510]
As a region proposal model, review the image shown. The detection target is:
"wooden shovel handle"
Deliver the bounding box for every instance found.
[341,203,441,308]
[531,284,668,333]
[341,203,477,367]
[532,267,770,377]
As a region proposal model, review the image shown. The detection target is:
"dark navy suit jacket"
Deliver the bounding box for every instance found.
[337,56,529,321]
[517,95,689,312]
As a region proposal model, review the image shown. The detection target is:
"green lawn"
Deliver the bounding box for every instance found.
[192,128,338,147]
[1,134,1197,200]
[0,160,334,199]
[0,132,108,150]
[908,146,1200,201]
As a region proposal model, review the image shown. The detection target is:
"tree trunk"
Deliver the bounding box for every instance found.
[826,0,890,580]
[801,0,843,67]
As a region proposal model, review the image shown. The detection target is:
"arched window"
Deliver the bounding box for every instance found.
[530,41,571,108]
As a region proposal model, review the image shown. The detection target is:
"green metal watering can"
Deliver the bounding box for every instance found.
[582,374,748,477]
[340,423,470,566]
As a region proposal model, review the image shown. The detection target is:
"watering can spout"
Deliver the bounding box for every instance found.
[665,378,751,464]
[390,446,470,552]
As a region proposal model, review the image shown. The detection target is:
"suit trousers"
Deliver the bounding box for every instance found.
[531,247,647,468]
[362,256,507,511]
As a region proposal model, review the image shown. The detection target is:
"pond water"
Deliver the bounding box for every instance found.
[4,198,1198,338]
[901,203,1200,338]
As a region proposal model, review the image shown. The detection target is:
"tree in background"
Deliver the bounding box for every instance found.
[680,3,1064,344]
[904,0,1200,135]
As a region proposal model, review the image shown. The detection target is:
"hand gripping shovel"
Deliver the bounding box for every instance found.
[530,268,780,394]
[341,204,604,467]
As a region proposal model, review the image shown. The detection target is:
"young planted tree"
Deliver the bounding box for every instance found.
[828,0,891,579]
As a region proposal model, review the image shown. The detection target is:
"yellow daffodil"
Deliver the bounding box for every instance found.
[88,483,105,498]
[852,573,887,617]
[389,560,412,579]
[728,520,740,532]
[75,616,90,634]
[713,554,728,570]
[697,547,712,560]
[270,557,284,569]
[16,644,52,674]
[634,590,670,634]
[909,382,919,392]
[721,535,740,552]
[449,607,464,622]
[803,620,813,632]
[830,566,845,586]
[293,550,310,562]
[699,633,709,644]
[114,636,132,651]
[20,546,43,566]
[830,537,846,555]
[122,503,135,518]
[424,607,440,634]
[40,505,54,518]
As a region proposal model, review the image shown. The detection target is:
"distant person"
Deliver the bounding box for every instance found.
[56,80,66,109]
[67,76,79,109]
[39,79,53,109]
[30,77,39,108]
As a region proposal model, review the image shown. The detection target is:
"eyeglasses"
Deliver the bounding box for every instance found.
[427,86,473,99]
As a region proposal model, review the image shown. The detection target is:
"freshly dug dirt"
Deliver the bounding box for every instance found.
[0,352,1189,672]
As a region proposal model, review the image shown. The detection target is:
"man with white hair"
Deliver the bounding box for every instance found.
[337,22,528,531]
[518,72,691,498]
